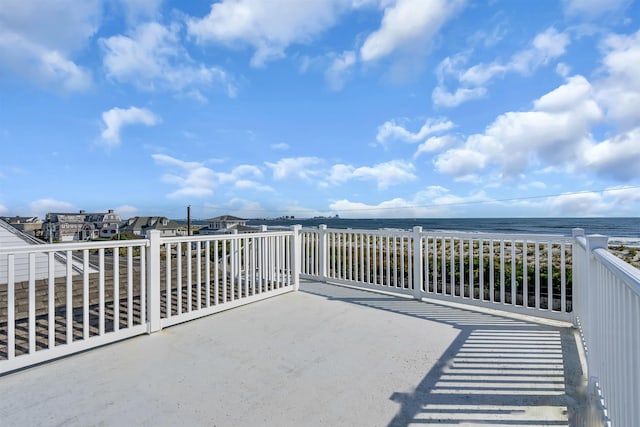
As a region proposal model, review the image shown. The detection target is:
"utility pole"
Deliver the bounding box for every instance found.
[187,205,191,236]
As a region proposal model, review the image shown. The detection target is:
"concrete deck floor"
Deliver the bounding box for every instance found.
[0,281,587,426]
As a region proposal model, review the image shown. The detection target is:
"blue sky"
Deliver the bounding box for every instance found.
[1,0,639,220]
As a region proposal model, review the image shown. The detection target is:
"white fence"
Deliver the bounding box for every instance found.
[2,223,639,426]
[572,229,640,427]
[0,229,299,374]
[301,225,574,322]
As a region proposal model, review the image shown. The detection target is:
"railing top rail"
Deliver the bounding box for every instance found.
[574,235,587,249]
[311,226,573,243]
[593,247,640,297]
[160,230,294,244]
[0,239,149,254]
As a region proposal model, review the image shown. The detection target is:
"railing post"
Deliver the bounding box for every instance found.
[412,226,423,300]
[291,225,302,291]
[584,234,609,392]
[319,224,328,281]
[146,230,162,334]
[572,228,585,325]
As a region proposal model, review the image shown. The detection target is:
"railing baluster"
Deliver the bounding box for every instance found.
[113,248,119,332]
[400,236,405,289]
[222,240,227,302]
[83,249,89,339]
[560,243,566,312]
[547,243,553,311]
[166,243,172,317]
[489,239,494,302]
[47,252,55,349]
[459,238,464,297]
[28,253,35,354]
[535,242,540,309]
[206,241,211,305]
[469,239,474,299]
[433,237,437,293]
[176,243,182,314]
[7,254,15,359]
[511,241,516,305]
[479,239,484,301]
[139,244,146,325]
[197,241,202,309]
[523,240,528,308]
[360,233,365,283]
[98,248,105,336]
[214,240,219,304]
[499,240,505,303]
[127,247,133,328]
[186,243,192,312]
[65,251,73,343]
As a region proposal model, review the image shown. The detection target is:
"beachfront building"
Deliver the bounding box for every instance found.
[200,215,258,234]
[119,216,183,237]
[43,209,122,241]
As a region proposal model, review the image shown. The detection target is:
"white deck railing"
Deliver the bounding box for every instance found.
[0,228,299,374]
[572,229,640,427]
[301,225,574,322]
[2,224,639,426]
[0,238,149,373]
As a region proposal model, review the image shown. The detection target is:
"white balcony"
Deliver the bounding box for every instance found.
[1,226,638,426]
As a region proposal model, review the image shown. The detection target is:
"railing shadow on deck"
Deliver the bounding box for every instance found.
[301,281,590,427]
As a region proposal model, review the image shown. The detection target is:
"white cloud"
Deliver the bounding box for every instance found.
[329,186,490,218]
[431,86,487,108]
[204,198,268,219]
[152,154,217,198]
[414,135,456,159]
[271,143,290,150]
[434,147,488,182]
[153,156,274,199]
[325,50,356,91]
[234,180,274,192]
[326,160,416,190]
[606,186,640,205]
[563,0,631,18]
[595,30,640,130]
[266,157,324,181]
[433,28,570,108]
[376,118,454,146]
[114,0,163,25]
[115,204,138,220]
[101,22,236,98]
[547,187,640,216]
[360,0,463,63]
[583,127,640,181]
[435,75,603,179]
[0,0,98,90]
[218,165,263,183]
[549,192,609,216]
[29,198,74,218]
[100,106,161,147]
[187,0,345,67]
[0,203,7,215]
[461,28,570,86]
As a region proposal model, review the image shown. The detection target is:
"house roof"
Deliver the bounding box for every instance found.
[0,218,97,283]
[206,215,246,222]
[0,216,41,224]
[0,218,44,246]
[120,217,181,233]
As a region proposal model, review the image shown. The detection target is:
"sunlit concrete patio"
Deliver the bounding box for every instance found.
[0,280,587,426]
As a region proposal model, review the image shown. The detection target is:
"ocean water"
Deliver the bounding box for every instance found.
[247,217,640,247]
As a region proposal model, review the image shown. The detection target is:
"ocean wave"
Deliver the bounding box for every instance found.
[608,237,640,248]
